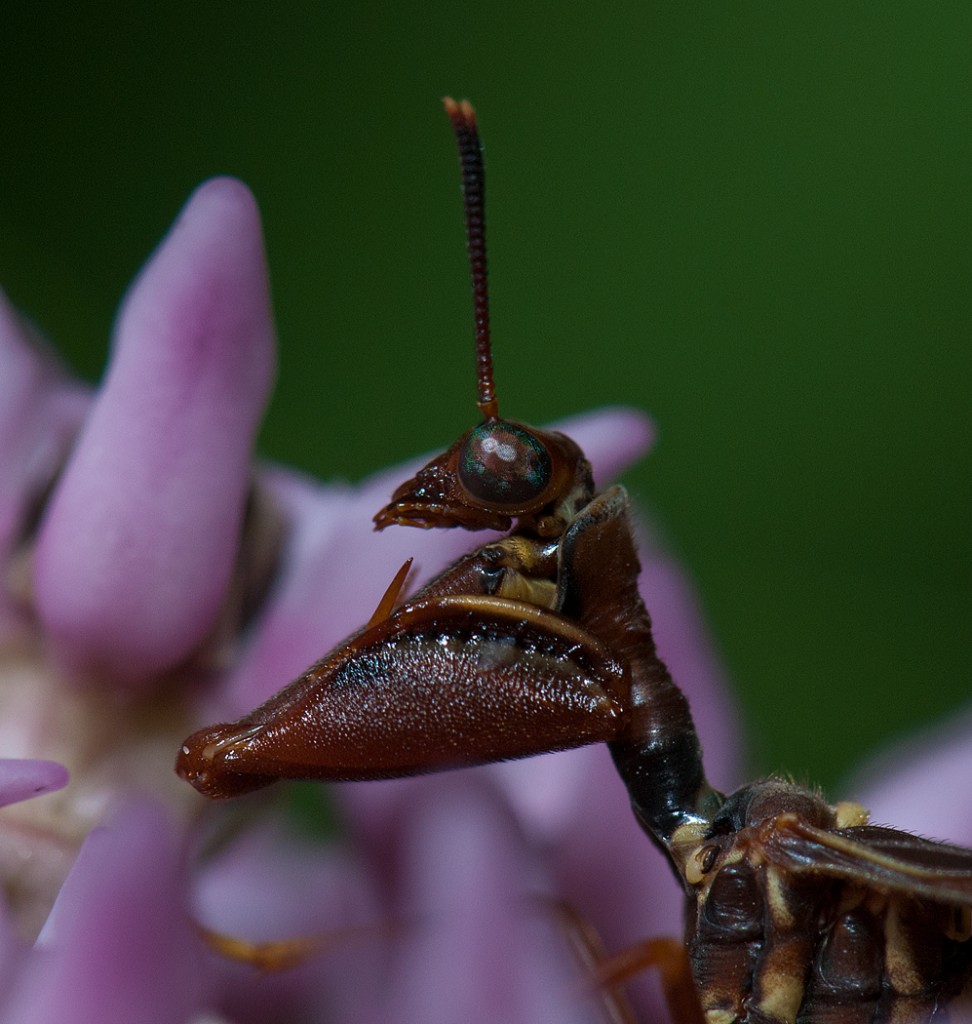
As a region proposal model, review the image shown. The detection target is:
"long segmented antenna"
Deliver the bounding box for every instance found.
[443,97,498,421]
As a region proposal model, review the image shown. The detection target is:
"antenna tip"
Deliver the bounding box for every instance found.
[442,96,477,126]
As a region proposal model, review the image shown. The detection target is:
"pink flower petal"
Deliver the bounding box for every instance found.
[34,178,276,686]
[0,292,90,634]
[851,706,972,845]
[0,760,68,808]
[340,760,688,1020]
[3,800,203,1024]
[193,808,379,939]
[381,776,595,1024]
[191,809,384,1024]
[0,896,22,999]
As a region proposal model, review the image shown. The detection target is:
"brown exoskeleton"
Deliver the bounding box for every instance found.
[178,100,972,1023]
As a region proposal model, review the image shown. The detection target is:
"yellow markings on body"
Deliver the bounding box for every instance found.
[765,865,796,931]
[698,847,748,906]
[685,846,713,888]
[884,898,924,996]
[832,800,869,827]
[703,1008,736,1024]
[494,571,558,609]
[750,866,808,1024]
[699,978,742,1024]
[754,969,805,1024]
[487,535,560,607]
[670,820,710,886]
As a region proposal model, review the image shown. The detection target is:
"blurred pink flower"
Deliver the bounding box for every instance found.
[850,707,972,847]
[0,175,744,1023]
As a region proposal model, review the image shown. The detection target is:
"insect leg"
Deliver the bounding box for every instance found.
[547,896,707,1024]
[195,918,397,971]
[178,592,631,798]
[587,936,705,1024]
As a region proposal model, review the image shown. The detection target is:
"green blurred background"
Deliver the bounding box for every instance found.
[1,3,969,793]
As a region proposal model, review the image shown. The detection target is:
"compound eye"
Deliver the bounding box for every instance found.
[458,420,553,508]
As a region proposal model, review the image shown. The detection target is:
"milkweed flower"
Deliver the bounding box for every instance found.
[0,176,745,1022]
[851,708,972,847]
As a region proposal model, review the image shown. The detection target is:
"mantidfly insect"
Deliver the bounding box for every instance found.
[178,100,972,1023]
